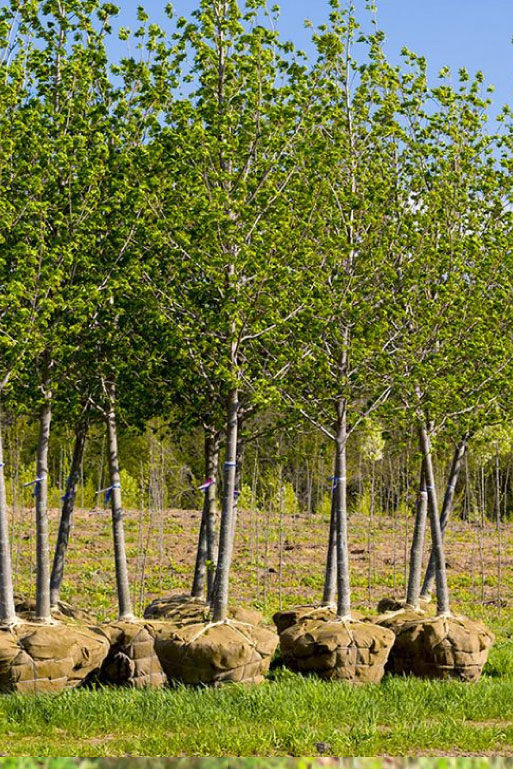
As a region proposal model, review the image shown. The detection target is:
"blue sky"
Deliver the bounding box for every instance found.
[110,0,513,119]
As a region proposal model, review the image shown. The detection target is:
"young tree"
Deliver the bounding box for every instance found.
[393,56,513,617]
[147,0,312,623]
[0,4,55,625]
[283,0,403,621]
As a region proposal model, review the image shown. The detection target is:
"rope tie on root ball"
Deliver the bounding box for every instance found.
[154,615,278,685]
[184,618,259,649]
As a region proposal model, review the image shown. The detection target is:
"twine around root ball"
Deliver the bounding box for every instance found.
[98,621,166,689]
[379,613,495,682]
[152,616,278,686]
[144,594,264,628]
[279,618,396,684]
[0,623,110,694]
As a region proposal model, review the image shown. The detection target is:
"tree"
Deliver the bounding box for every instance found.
[283,0,402,619]
[146,0,312,622]
[392,55,513,615]
[0,2,56,625]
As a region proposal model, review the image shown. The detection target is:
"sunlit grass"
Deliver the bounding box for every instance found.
[1,649,513,757]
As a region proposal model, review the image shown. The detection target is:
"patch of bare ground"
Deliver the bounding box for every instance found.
[9,505,513,625]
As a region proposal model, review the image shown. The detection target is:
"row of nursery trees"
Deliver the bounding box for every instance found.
[1,0,513,629]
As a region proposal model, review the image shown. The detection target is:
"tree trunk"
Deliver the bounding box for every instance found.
[420,439,466,600]
[230,410,244,544]
[106,381,133,621]
[50,414,89,607]
[211,388,238,622]
[35,392,52,621]
[192,429,220,600]
[405,460,427,609]
[334,400,351,619]
[0,410,16,625]
[418,423,450,616]
[192,502,208,600]
[206,431,219,602]
[321,488,337,606]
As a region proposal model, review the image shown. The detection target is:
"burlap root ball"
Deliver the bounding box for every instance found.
[144,594,263,628]
[375,607,428,636]
[279,618,396,684]
[273,605,337,635]
[14,593,95,624]
[153,618,278,686]
[273,605,364,635]
[99,622,166,688]
[381,614,495,682]
[376,596,433,615]
[0,623,109,694]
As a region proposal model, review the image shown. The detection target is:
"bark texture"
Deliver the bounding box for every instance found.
[0,412,16,625]
[420,439,466,600]
[50,415,88,606]
[418,423,450,616]
[106,381,133,620]
[211,388,238,622]
[322,490,337,606]
[334,401,351,619]
[405,461,428,609]
[192,429,219,601]
[35,392,52,621]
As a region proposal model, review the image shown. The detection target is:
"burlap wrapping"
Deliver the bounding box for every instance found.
[153,619,278,686]
[144,594,263,628]
[375,607,428,634]
[279,619,396,684]
[376,597,433,615]
[379,614,495,682]
[0,623,109,694]
[14,594,94,624]
[273,605,364,635]
[99,622,166,689]
[273,605,337,635]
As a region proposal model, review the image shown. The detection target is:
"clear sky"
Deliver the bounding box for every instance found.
[111,0,513,120]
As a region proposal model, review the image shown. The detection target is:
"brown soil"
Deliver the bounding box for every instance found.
[10,506,513,625]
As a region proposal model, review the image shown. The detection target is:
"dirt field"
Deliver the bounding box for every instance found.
[10,504,512,631]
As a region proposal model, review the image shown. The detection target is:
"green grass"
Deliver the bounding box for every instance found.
[3,762,513,769]
[2,645,513,757]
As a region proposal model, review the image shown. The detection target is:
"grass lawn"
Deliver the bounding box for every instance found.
[2,646,513,756]
[2,761,513,769]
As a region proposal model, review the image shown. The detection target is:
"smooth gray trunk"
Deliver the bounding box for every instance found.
[418,423,450,616]
[321,488,337,605]
[334,401,351,619]
[106,381,133,620]
[191,429,219,601]
[230,411,244,545]
[35,393,52,621]
[420,439,466,600]
[192,429,219,599]
[205,433,220,602]
[405,461,427,609]
[211,388,238,622]
[0,410,16,625]
[50,415,89,607]
[192,500,208,599]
